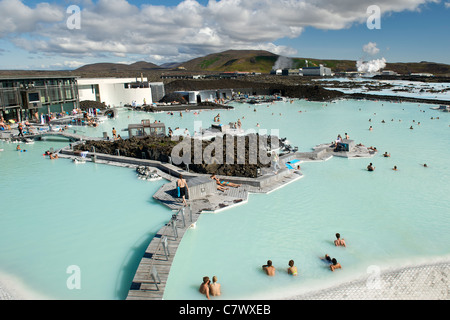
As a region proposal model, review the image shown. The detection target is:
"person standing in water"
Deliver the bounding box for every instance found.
[209,276,221,297]
[287,260,298,276]
[334,233,346,247]
[199,276,211,300]
[262,260,276,276]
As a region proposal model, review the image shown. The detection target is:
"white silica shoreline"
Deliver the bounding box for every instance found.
[2,259,449,300]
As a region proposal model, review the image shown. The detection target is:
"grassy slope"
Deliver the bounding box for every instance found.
[1,50,449,77]
[179,50,279,73]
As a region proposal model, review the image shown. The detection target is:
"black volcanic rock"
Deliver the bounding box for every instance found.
[74,134,279,178]
[165,79,345,102]
[80,100,108,110]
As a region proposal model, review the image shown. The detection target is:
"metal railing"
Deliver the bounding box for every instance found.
[134,204,194,292]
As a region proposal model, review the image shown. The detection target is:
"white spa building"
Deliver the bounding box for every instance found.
[77,78,165,107]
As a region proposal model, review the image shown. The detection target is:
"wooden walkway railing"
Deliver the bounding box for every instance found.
[126,205,198,300]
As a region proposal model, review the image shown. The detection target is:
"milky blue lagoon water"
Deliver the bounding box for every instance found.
[0,95,449,299]
[0,139,170,299]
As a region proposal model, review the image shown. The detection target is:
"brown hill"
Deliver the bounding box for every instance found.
[177,50,450,75]
[1,50,449,79]
[75,61,160,73]
[292,58,450,75]
[178,49,279,73]
[384,61,450,75]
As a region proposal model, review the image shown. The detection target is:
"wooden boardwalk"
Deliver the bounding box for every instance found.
[55,142,375,300]
[127,170,304,300]
[127,206,198,300]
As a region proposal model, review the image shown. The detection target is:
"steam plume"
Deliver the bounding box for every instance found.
[356,57,386,74]
[273,56,294,70]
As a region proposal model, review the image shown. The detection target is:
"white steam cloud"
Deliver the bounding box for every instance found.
[356,58,387,74]
[357,42,386,74]
[272,56,294,70]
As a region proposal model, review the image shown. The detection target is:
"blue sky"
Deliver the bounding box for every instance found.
[0,0,449,70]
[291,3,450,63]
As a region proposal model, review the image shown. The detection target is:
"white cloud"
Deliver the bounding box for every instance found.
[445,2,450,8]
[0,0,441,64]
[35,60,86,70]
[363,42,380,55]
[61,60,85,69]
[0,0,64,36]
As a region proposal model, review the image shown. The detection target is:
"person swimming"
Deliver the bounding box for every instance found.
[367,163,375,171]
[330,258,342,272]
[320,254,332,264]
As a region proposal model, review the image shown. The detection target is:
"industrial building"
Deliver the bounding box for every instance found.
[381,70,398,76]
[282,68,301,76]
[174,89,233,104]
[270,68,301,76]
[301,65,332,76]
[149,82,165,103]
[270,69,283,75]
[0,76,79,122]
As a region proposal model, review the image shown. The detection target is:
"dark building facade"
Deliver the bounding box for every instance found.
[0,76,79,122]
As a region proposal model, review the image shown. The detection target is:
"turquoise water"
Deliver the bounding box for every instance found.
[0,139,170,299]
[0,98,449,300]
[163,99,450,299]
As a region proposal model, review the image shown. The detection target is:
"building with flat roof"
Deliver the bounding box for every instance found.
[281,68,301,76]
[0,76,79,122]
[301,65,332,76]
[1,76,167,122]
[150,82,165,103]
[174,89,233,104]
[410,73,434,77]
[77,78,153,107]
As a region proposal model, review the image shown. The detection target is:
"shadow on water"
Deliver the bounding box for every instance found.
[114,193,173,299]
[113,230,161,300]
